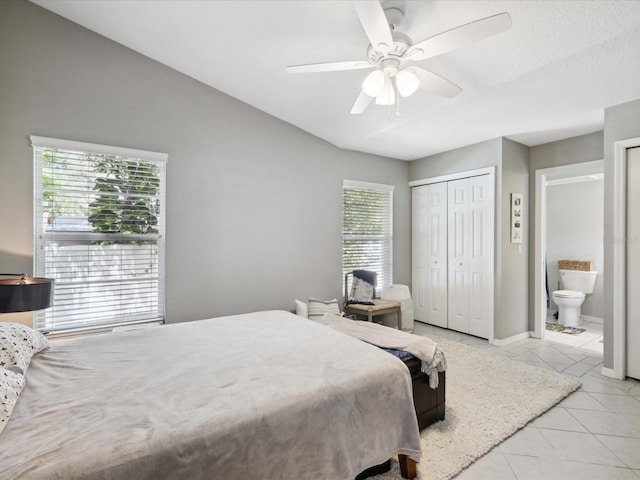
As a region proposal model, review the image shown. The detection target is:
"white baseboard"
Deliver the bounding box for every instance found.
[600,366,624,380]
[491,331,530,346]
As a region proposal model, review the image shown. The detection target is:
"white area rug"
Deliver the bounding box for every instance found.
[372,338,582,480]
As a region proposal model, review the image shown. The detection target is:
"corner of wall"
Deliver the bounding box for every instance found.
[495,138,530,339]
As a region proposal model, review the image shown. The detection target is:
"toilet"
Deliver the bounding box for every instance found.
[551,269,598,327]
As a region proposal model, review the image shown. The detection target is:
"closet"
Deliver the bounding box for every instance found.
[412,172,494,339]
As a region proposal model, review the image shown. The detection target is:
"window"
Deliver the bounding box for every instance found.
[31,136,167,334]
[342,180,394,296]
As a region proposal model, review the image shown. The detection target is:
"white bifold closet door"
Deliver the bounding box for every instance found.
[447,176,493,338]
[412,182,448,328]
[412,174,493,339]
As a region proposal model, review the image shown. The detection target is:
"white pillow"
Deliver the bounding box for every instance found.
[0,367,25,436]
[0,323,49,375]
[295,299,308,318]
[307,298,340,321]
[350,276,375,303]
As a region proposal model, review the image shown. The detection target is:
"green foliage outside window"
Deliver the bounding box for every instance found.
[42,150,160,236]
[88,157,160,235]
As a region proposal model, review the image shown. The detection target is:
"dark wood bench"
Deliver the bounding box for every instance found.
[404,357,446,430]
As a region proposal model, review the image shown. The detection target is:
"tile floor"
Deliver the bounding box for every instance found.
[412,321,640,480]
[544,313,604,354]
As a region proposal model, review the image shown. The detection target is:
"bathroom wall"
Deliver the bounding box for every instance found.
[546,178,604,320]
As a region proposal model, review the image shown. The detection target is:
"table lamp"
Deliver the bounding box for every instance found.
[0,273,54,313]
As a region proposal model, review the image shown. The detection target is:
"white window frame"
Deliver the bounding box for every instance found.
[31,136,167,334]
[342,180,394,297]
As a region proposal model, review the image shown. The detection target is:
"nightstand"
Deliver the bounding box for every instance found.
[343,299,402,330]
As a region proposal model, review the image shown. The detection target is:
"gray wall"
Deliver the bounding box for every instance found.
[0,0,411,324]
[546,180,604,318]
[499,138,530,339]
[408,139,502,180]
[528,131,604,331]
[408,137,530,341]
[603,98,640,369]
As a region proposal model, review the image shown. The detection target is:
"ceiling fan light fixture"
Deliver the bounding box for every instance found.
[396,69,419,97]
[362,69,385,97]
[287,2,512,114]
[375,76,395,105]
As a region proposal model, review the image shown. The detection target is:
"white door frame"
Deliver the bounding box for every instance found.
[533,160,604,339]
[410,166,495,343]
[607,137,640,379]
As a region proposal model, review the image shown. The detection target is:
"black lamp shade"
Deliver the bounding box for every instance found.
[0,277,54,313]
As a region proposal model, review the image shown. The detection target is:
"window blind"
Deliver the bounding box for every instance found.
[342,180,394,296]
[31,136,167,333]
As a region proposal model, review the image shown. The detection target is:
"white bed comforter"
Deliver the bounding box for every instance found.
[0,310,421,480]
[315,314,447,388]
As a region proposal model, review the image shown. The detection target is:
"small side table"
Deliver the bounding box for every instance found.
[344,299,403,330]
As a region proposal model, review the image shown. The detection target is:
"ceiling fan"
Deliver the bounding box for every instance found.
[286,1,511,114]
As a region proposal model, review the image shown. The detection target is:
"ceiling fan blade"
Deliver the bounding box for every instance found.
[286,60,372,74]
[350,90,373,114]
[407,12,512,61]
[354,0,393,55]
[412,67,461,98]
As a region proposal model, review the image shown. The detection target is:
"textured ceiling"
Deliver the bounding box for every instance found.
[32,0,640,160]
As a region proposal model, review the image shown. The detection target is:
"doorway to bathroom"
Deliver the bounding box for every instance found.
[533,160,604,354]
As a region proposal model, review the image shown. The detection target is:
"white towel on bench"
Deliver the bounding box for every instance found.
[315,313,447,388]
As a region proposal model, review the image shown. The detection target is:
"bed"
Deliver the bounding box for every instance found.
[0,311,421,480]
[313,313,447,432]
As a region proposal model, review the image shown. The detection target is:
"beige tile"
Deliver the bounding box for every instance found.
[539,428,626,466]
[549,362,573,372]
[588,393,640,415]
[490,348,520,358]
[579,376,631,396]
[533,350,576,365]
[514,351,545,362]
[567,409,640,438]
[499,426,557,458]
[562,362,596,377]
[412,321,640,480]
[596,435,640,469]
[579,355,602,366]
[628,382,640,396]
[543,330,562,340]
[583,321,604,334]
[560,392,608,411]
[581,338,605,353]
[504,454,639,480]
[530,362,558,372]
[504,344,542,355]
[532,407,588,432]
[566,353,588,363]
[456,450,518,480]
[550,333,601,349]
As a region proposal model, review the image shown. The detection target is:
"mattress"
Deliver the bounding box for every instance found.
[0,310,421,480]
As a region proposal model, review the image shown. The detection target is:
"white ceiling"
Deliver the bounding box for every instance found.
[32,0,640,161]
